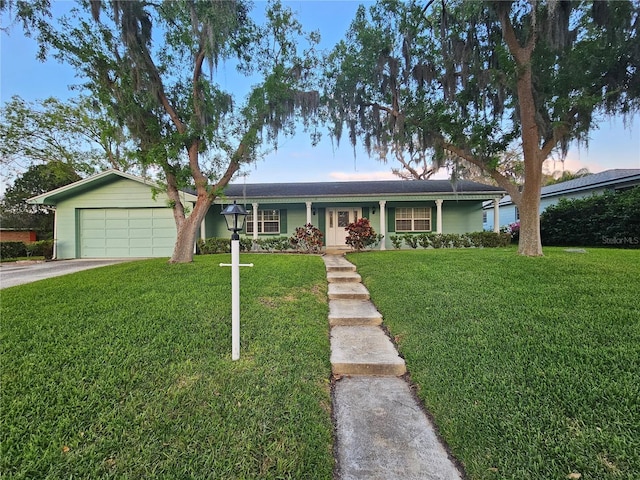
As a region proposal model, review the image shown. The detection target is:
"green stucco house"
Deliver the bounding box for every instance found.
[28,169,506,259]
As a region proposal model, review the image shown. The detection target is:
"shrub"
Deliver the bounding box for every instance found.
[345,218,381,252]
[468,231,511,248]
[402,233,419,249]
[0,242,27,259]
[541,187,640,247]
[501,222,520,243]
[25,240,54,259]
[239,237,254,252]
[197,237,231,254]
[417,233,431,248]
[430,233,445,249]
[255,236,293,252]
[389,235,403,249]
[290,223,324,253]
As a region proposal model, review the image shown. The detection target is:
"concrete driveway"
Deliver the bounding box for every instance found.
[0,259,133,289]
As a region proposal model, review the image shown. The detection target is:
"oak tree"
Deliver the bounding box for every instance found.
[0,95,133,182]
[13,0,320,263]
[324,0,639,256]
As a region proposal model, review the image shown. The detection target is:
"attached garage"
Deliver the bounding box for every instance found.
[27,170,196,259]
[78,208,176,258]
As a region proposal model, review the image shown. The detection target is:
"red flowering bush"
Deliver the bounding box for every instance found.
[345,218,382,252]
[290,223,324,253]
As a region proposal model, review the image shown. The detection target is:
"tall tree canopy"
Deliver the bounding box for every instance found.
[324,0,640,256]
[0,161,81,237]
[0,95,133,183]
[12,0,320,263]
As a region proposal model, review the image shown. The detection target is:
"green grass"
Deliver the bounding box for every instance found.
[1,255,333,479]
[348,247,640,480]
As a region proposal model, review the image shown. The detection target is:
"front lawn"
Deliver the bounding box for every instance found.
[1,255,333,479]
[349,247,639,480]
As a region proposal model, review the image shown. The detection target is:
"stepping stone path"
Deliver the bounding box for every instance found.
[324,255,463,480]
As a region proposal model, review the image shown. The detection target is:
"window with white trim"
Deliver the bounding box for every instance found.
[246,209,280,234]
[395,207,431,232]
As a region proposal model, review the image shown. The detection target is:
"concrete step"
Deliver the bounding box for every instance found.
[329,299,383,327]
[334,376,463,480]
[328,283,370,300]
[323,255,356,272]
[327,271,362,283]
[331,326,406,376]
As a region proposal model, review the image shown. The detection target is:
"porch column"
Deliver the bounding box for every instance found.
[306,201,312,225]
[200,218,206,241]
[435,199,443,234]
[493,198,500,233]
[379,200,386,250]
[252,202,259,240]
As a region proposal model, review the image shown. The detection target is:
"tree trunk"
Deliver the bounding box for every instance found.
[516,181,543,256]
[514,78,545,257]
[169,194,212,263]
[496,5,545,257]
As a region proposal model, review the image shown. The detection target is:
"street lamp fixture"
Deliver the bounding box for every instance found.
[221,201,248,240]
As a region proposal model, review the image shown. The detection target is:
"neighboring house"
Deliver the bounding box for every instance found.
[28,169,506,259]
[0,229,37,244]
[482,169,640,231]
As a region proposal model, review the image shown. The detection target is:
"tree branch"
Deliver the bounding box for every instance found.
[442,141,521,202]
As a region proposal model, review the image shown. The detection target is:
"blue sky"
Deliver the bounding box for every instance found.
[1,0,638,187]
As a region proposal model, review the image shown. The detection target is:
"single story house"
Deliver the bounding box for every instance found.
[482,168,640,231]
[28,169,506,259]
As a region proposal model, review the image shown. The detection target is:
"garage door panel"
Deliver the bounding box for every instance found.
[106,219,129,229]
[106,238,130,248]
[79,208,176,258]
[128,209,150,219]
[152,228,175,238]
[105,228,129,238]
[152,217,175,227]
[82,218,107,229]
[129,228,153,238]
[131,219,153,229]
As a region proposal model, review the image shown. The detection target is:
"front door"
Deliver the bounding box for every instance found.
[326,207,362,247]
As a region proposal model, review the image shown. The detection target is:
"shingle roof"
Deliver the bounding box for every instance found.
[490,169,640,207]
[539,169,640,196]
[223,179,504,198]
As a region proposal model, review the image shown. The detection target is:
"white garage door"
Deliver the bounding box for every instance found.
[79,208,176,258]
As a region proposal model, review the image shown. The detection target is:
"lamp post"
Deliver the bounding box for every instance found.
[220,201,250,360]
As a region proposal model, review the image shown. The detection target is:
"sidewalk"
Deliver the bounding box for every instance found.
[324,255,463,480]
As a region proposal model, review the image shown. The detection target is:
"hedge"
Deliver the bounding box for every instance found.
[0,242,27,259]
[197,236,295,254]
[26,240,54,259]
[540,187,640,247]
[389,231,511,249]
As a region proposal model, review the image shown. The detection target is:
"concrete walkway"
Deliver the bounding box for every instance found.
[324,255,463,480]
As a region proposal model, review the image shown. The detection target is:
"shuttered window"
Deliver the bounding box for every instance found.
[395,207,431,232]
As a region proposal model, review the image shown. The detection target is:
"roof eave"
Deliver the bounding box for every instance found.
[26,169,198,205]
